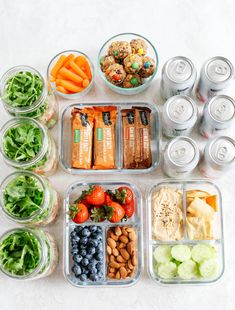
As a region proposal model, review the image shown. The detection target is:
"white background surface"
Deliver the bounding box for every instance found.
[0,0,235,309]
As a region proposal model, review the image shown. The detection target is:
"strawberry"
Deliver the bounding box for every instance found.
[108,201,125,223]
[90,205,110,222]
[115,186,134,205]
[85,185,105,205]
[90,201,125,223]
[69,203,89,224]
[123,200,135,218]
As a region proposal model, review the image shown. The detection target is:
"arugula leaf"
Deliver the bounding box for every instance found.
[0,230,42,276]
[3,123,43,162]
[4,175,44,219]
[2,71,43,108]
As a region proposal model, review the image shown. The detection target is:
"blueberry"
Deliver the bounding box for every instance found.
[81,228,91,237]
[80,249,87,257]
[89,239,98,247]
[75,226,83,234]
[90,258,96,265]
[73,254,83,263]
[95,245,103,254]
[79,274,87,282]
[97,271,104,279]
[79,244,87,250]
[87,246,96,255]
[96,262,103,271]
[95,253,103,261]
[80,237,88,245]
[96,226,102,233]
[86,254,93,260]
[71,247,79,255]
[90,273,98,281]
[72,265,82,277]
[88,263,96,271]
[89,226,97,233]
[70,231,77,238]
[73,235,80,243]
[81,258,89,266]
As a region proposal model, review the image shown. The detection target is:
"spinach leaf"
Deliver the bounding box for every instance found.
[2,71,43,108]
[4,175,44,219]
[0,230,42,276]
[3,123,43,162]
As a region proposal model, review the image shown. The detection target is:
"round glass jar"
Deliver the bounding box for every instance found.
[0,228,59,280]
[0,117,58,176]
[0,66,58,129]
[0,171,60,226]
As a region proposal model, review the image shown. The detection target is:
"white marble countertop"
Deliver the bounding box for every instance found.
[0,0,235,309]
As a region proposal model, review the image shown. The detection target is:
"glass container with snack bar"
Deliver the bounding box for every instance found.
[64,181,142,287]
[147,180,224,284]
[60,101,160,174]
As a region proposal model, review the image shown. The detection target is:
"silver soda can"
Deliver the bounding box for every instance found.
[161,56,197,100]
[196,56,234,103]
[163,136,200,177]
[200,95,235,138]
[199,136,235,178]
[162,95,198,138]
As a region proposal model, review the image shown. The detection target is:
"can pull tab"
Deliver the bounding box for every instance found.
[214,103,226,117]
[175,61,187,74]
[173,147,186,159]
[216,146,228,160]
[174,104,185,119]
[215,65,228,76]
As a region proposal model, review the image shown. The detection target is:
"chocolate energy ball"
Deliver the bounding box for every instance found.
[123,74,142,88]
[100,55,116,72]
[108,41,132,60]
[123,54,143,74]
[105,63,126,85]
[139,56,156,78]
[130,39,148,56]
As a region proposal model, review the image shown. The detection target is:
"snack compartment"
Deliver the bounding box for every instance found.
[60,101,159,174]
[64,181,142,287]
[147,180,224,284]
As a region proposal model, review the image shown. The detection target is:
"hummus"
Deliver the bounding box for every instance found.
[152,187,184,241]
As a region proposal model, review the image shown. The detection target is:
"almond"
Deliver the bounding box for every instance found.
[109,261,120,269]
[107,245,112,255]
[117,255,126,263]
[110,254,115,262]
[121,227,128,236]
[109,267,116,273]
[108,272,115,278]
[120,266,127,279]
[120,249,130,260]
[112,248,119,256]
[107,238,116,249]
[115,226,122,236]
[132,254,138,266]
[129,231,136,241]
[110,232,119,241]
[127,227,135,233]
[127,241,135,255]
[119,235,129,244]
[128,259,134,270]
[115,271,121,279]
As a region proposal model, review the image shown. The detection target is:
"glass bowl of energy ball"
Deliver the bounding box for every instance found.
[98,33,159,95]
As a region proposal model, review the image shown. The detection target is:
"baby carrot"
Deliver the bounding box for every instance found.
[75,55,86,67]
[50,55,66,78]
[56,85,69,94]
[59,67,83,84]
[69,60,88,80]
[63,54,75,69]
[56,79,84,93]
[82,79,90,88]
[83,60,92,81]
[50,76,56,82]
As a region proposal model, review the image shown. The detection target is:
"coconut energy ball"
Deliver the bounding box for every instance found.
[130,39,148,56]
[108,41,131,60]
[139,56,156,78]
[105,63,126,85]
[123,54,143,74]
[123,74,142,88]
[100,55,116,72]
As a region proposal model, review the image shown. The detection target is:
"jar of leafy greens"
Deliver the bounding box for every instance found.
[0,117,58,176]
[0,228,58,280]
[0,171,60,226]
[0,66,58,129]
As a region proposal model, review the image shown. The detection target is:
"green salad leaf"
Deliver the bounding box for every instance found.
[2,71,43,107]
[3,123,43,162]
[0,230,42,276]
[4,175,44,219]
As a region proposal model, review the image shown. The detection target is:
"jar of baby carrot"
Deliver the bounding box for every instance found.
[0,66,58,129]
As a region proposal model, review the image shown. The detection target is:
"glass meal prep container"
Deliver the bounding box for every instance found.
[64,181,142,287]
[0,171,60,226]
[0,117,58,176]
[60,101,160,174]
[147,180,224,285]
[0,66,58,129]
[0,228,59,280]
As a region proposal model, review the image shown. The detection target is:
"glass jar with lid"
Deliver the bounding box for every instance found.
[0,117,58,176]
[0,66,58,129]
[0,228,59,280]
[0,171,60,226]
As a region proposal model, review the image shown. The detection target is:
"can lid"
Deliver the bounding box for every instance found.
[209,136,235,165]
[168,137,199,166]
[209,95,235,122]
[205,57,234,84]
[166,95,197,123]
[165,56,195,83]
